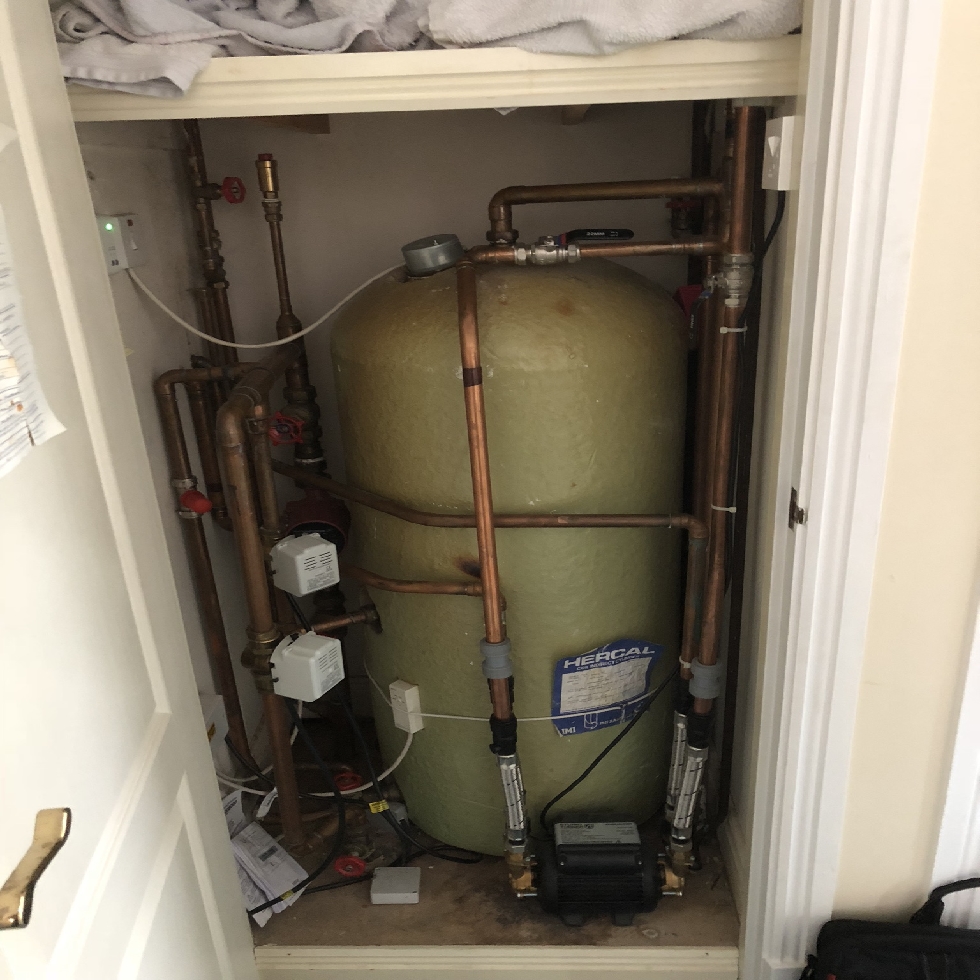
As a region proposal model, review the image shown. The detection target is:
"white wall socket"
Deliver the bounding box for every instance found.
[97,213,146,274]
[762,115,801,191]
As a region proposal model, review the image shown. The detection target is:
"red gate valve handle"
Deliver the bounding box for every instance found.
[268,412,304,446]
[180,489,213,514]
[221,176,246,204]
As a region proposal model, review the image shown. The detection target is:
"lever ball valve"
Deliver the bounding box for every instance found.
[179,488,212,515]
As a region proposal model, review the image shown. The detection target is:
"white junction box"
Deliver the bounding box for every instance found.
[269,533,339,597]
[97,213,146,274]
[762,115,801,191]
[371,866,421,905]
[271,632,345,702]
[389,680,425,733]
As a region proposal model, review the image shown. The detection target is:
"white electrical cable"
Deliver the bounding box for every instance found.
[127,265,401,350]
[363,663,623,724]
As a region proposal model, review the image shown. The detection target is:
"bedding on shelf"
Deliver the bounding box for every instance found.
[54,0,802,98]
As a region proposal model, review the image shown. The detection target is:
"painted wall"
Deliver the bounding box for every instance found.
[833,0,980,917]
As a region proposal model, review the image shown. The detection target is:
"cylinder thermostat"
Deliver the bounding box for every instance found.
[401,234,464,277]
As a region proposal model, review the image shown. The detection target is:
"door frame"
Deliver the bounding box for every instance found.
[742,1,943,978]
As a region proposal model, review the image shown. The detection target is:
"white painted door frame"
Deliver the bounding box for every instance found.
[742,2,943,979]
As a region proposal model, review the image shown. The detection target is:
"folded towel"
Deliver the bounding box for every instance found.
[425,0,803,55]
[56,0,802,98]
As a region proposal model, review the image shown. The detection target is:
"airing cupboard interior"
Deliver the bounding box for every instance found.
[78,97,793,950]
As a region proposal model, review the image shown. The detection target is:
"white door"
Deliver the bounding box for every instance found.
[0,4,256,979]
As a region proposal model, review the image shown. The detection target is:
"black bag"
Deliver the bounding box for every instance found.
[802,878,980,980]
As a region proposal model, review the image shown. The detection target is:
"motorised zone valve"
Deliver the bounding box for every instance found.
[269,533,340,596]
[271,631,345,702]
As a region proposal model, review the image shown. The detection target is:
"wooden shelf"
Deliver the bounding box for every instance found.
[68,36,801,122]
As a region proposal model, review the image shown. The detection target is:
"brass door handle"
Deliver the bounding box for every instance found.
[0,808,71,929]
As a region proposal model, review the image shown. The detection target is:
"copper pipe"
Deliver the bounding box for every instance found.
[183,120,237,362]
[274,459,706,533]
[487,177,725,242]
[342,562,483,597]
[694,105,762,715]
[247,402,280,543]
[255,153,326,473]
[217,344,304,847]
[154,366,255,768]
[456,262,507,646]
[311,606,376,634]
[468,238,723,265]
[186,381,231,529]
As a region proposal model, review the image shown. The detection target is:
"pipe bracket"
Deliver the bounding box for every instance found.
[689,659,724,700]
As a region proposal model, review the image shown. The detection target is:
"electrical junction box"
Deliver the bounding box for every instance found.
[536,820,661,926]
[371,866,421,905]
[271,632,345,702]
[199,693,228,749]
[97,213,145,274]
[762,115,801,191]
[269,533,339,597]
[389,680,425,733]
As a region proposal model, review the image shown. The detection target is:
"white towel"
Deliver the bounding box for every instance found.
[425,0,803,55]
[56,0,801,98]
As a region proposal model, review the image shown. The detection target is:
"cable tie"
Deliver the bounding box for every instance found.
[369,800,390,814]
[711,504,737,513]
[720,326,748,334]
[679,657,693,670]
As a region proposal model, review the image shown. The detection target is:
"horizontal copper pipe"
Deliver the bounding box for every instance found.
[468,238,723,264]
[488,178,725,242]
[274,460,706,536]
[311,606,376,634]
[342,562,483,597]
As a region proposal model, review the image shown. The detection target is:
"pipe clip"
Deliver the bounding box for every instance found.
[689,659,724,700]
[481,638,513,679]
[515,237,582,266]
[170,477,196,491]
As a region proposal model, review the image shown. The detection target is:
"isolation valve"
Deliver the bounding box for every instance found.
[268,411,303,446]
[220,176,246,204]
[179,488,212,515]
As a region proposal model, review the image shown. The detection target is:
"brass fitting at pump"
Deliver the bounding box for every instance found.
[242,627,281,693]
[505,848,536,897]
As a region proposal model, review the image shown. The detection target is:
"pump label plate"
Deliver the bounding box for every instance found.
[551,640,663,736]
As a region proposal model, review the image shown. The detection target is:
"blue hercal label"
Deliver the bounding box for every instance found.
[551,640,664,737]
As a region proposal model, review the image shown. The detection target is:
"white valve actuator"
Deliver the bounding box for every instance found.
[271,632,345,702]
[270,533,339,597]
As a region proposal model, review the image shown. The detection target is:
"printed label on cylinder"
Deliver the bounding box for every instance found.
[551,640,663,736]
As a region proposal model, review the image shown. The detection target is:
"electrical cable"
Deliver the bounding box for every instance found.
[537,665,679,837]
[337,699,483,865]
[246,699,348,918]
[128,264,400,350]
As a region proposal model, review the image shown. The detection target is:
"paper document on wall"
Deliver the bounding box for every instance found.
[0,200,65,479]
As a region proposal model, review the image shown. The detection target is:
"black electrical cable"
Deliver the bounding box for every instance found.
[286,592,314,633]
[245,699,348,918]
[337,699,483,865]
[537,665,680,837]
[224,735,275,788]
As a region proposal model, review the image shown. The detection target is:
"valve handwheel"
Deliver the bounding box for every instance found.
[221,176,246,204]
[334,855,367,879]
[334,771,364,792]
[268,411,304,446]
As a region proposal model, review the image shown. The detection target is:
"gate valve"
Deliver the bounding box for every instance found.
[220,176,246,204]
[268,412,304,446]
[334,855,367,879]
[179,489,212,515]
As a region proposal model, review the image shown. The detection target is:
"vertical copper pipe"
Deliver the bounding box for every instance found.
[247,402,280,541]
[183,120,238,363]
[186,382,231,529]
[218,346,305,847]
[456,261,511,719]
[694,106,761,715]
[255,153,326,473]
[154,371,254,767]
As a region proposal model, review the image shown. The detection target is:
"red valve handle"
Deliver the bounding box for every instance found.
[268,411,304,447]
[334,855,367,879]
[221,176,246,204]
[334,771,364,792]
[180,489,213,515]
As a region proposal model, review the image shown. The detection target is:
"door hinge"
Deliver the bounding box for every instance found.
[788,487,807,529]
